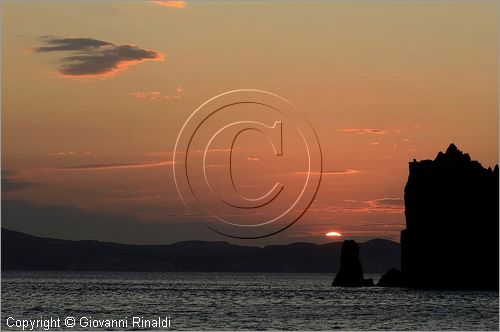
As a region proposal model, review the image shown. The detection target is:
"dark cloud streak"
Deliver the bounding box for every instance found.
[34,37,165,78]
[341,128,387,135]
[2,171,40,193]
[57,160,174,170]
[1,200,214,245]
[33,37,113,52]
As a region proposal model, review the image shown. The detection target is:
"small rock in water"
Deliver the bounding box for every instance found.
[377,268,403,287]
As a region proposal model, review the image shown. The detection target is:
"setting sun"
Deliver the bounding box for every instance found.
[326,232,342,237]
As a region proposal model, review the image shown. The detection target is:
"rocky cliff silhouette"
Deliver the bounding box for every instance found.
[332,240,374,287]
[401,144,499,289]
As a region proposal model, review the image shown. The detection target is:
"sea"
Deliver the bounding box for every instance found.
[1,271,498,330]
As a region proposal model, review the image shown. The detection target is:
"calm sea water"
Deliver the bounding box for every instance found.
[1,271,498,330]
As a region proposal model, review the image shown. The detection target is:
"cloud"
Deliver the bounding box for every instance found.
[323,169,360,175]
[309,197,404,215]
[341,128,386,135]
[34,37,165,78]
[367,198,404,207]
[130,86,183,100]
[47,151,91,156]
[130,91,162,100]
[1,200,218,245]
[33,37,113,52]
[164,95,181,100]
[2,199,401,245]
[361,198,405,214]
[153,1,186,8]
[2,171,40,193]
[247,157,260,161]
[293,169,361,176]
[145,148,232,157]
[56,160,174,171]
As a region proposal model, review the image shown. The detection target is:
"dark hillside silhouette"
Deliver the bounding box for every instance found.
[1,228,399,273]
[401,144,499,289]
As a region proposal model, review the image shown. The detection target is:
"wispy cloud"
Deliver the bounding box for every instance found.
[153,1,186,8]
[145,148,232,157]
[47,151,91,156]
[293,169,361,176]
[366,197,404,208]
[130,91,162,100]
[2,171,41,193]
[130,86,184,100]
[323,169,360,175]
[239,184,256,188]
[309,197,404,215]
[34,37,113,52]
[56,160,174,171]
[341,128,386,135]
[34,37,165,78]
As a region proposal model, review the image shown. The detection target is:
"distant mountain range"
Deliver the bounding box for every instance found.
[1,228,400,273]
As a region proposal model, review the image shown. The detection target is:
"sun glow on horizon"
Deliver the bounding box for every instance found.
[326,231,342,237]
[154,1,186,8]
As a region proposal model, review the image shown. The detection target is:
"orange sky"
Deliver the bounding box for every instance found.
[1,1,498,244]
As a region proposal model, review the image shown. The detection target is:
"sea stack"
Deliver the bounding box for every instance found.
[332,240,374,287]
[401,144,499,289]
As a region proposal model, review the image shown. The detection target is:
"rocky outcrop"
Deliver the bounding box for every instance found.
[377,268,403,287]
[401,144,499,289]
[332,240,374,287]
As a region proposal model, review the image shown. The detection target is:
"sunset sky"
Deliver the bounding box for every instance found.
[2,1,498,245]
